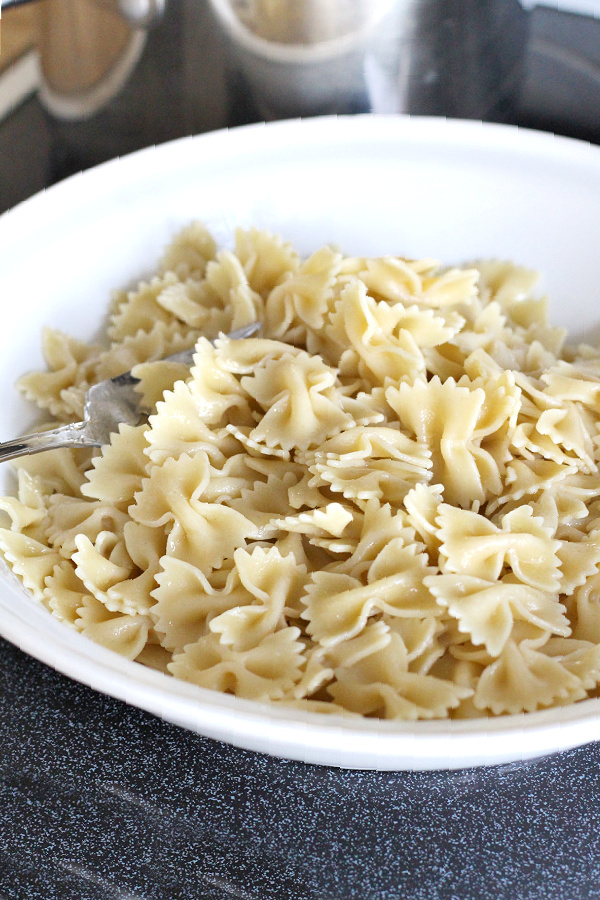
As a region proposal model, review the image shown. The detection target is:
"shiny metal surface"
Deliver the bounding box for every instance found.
[212,0,530,120]
[387,0,530,120]
[118,0,166,28]
[3,0,530,121]
[0,323,259,461]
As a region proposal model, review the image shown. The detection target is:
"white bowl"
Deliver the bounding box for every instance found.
[1,115,600,770]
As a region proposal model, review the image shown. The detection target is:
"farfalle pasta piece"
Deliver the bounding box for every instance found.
[474,634,584,714]
[329,280,427,383]
[153,279,217,329]
[325,620,392,669]
[209,545,308,650]
[265,245,342,337]
[129,359,191,410]
[18,328,100,420]
[132,451,209,527]
[234,226,300,297]
[166,501,254,571]
[309,455,431,506]
[512,402,595,473]
[420,266,480,309]
[76,594,151,661]
[169,628,306,701]
[224,424,292,460]
[328,631,472,720]
[301,425,430,470]
[241,351,353,452]
[489,459,578,515]
[273,503,354,541]
[72,530,135,604]
[436,504,561,592]
[213,334,298,374]
[474,259,541,321]
[302,538,439,647]
[101,522,166,616]
[15,468,51,510]
[81,424,150,508]
[11,444,89,497]
[460,369,521,437]
[287,644,334,700]
[444,659,486,720]
[0,470,48,538]
[198,454,255,505]
[403,483,444,555]
[304,426,432,506]
[352,256,477,310]
[349,282,466,371]
[151,557,252,653]
[109,273,183,342]
[286,470,328,511]
[45,495,130,559]
[188,337,252,425]
[352,257,424,305]
[553,473,600,524]
[145,380,236,466]
[227,472,300,539]
[452,301,508,357]
[386,376,514,507]
[425,573,569,656]
[132,452,254,570]
[0,529,62,601]
[543,362,600,414]
[541,637,600,695]
[203,251,263,329]
[43,559,89,627]
[568,572,600,643]
[338,500,414,577]
[386,616,446,676]
[158,221,217,280]
[135,644,173,674]
[95,319,199,381]
[556,530,600,595]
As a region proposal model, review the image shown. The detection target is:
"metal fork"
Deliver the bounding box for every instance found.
[0,323,260,463]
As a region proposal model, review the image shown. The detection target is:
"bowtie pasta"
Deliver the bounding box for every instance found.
[3,222,600,720]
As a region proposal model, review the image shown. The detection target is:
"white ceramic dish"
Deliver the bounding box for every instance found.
[1,115,600,770]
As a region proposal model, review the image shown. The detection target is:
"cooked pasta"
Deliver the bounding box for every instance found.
[3,222,600,719]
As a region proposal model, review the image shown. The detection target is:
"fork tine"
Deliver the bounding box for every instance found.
[0,321,262,462]
[226,323,261,340]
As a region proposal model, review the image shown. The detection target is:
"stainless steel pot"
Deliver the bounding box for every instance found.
[5,0,530,122]
[210,0,530,121]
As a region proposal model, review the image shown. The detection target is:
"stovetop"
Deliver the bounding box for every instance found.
[1,3,600,899]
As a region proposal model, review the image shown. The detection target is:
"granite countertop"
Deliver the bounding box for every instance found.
[1,2,600,898]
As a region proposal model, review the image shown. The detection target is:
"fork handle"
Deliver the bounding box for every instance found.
[0,420,99,463]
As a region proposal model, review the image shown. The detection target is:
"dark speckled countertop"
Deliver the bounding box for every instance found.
[3,634,600,900]
[1,2,600,898]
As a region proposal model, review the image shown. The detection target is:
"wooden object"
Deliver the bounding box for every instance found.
[0,4,41,73]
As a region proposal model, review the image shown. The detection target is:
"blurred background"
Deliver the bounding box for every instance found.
[0,0,599,214]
